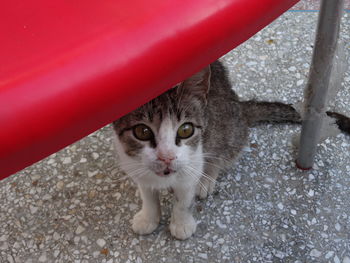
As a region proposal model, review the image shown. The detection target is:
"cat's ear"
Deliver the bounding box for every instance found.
[177,65,211,104]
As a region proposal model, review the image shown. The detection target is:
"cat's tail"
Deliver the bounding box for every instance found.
[326,112,350,134]
[241,101,302,125]
[240,100,350,135]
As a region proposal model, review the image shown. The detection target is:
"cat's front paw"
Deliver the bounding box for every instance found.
[132,210,159,235]
[170,215,197,240]
[196,178,216,199]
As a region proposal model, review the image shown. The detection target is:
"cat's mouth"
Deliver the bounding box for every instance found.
[157,167,176,177]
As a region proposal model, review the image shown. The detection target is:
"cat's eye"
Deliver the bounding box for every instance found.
[133,124,154,141]
[177,123,194,139]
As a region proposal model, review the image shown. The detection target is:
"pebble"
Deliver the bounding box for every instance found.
[310,249,322,257]
[274,250,285,259]
[93,251,100,258]
[76,225,86,235]
[131,238,139,246]
[308,189,315,197]
[38,253,47,262]
[88,171,99,178]
[297,79,304,86]
[7,255,15,263]
[335,223,341,231]
[56,181,64,190]
[217,238,225,245]
[47,159,55,165]
[88,190,97,199]
[0,242,9,250]
[198,253,208,259]
[216,220,227,229]
[97,238,106,247]
[42,194,51,200]
[81,236,88,244]
[13,242,20,249]
[114,214,121,224]
[53,232,60,240]
[92,152,99,160]
[30,205,38,214]
[113,192,122,200]
[31,174,40,181]
[247,61,258,66]
[325,251,335,259]
[62,157,72,164]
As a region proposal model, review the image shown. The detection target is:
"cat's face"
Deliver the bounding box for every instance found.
[113,66,211,188]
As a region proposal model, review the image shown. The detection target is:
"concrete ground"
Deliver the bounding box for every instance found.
[1,4,350,263]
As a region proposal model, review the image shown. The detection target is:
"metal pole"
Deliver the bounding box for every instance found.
[296,0,344,170]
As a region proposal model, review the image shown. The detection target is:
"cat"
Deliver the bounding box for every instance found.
[112,60,350,240]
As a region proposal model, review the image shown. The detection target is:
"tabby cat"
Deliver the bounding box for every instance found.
[113,61,350,240]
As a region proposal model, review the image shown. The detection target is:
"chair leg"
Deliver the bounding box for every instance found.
[296,0,344,170]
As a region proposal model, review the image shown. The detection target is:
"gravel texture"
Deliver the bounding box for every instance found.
[291,0,350,10]
[1,11,350,263]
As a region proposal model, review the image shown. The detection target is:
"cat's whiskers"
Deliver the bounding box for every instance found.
[118,161,143,167]
[189,160,240,185]
[114,169,144,182]
[186,165,216,185]
[126,169,147,182]
[119,164,144,173]
[186,164,233,198]
[202,153,233,164]
[115,163,146,182]
[181,157,231,172]
[113,174,132,182]
[119,162,149,173]
[186,158,230,174]
[182,167,209,194]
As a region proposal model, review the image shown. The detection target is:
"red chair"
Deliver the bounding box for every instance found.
[0,0,344,179]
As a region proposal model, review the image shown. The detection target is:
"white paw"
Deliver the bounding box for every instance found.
[132,210,159,235]
[196,178,216,199]
[170,215,197,240]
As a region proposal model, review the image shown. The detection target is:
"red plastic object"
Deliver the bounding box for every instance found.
[0,0,299,179]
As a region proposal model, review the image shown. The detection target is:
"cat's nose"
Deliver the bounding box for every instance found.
[157,155,176,165]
